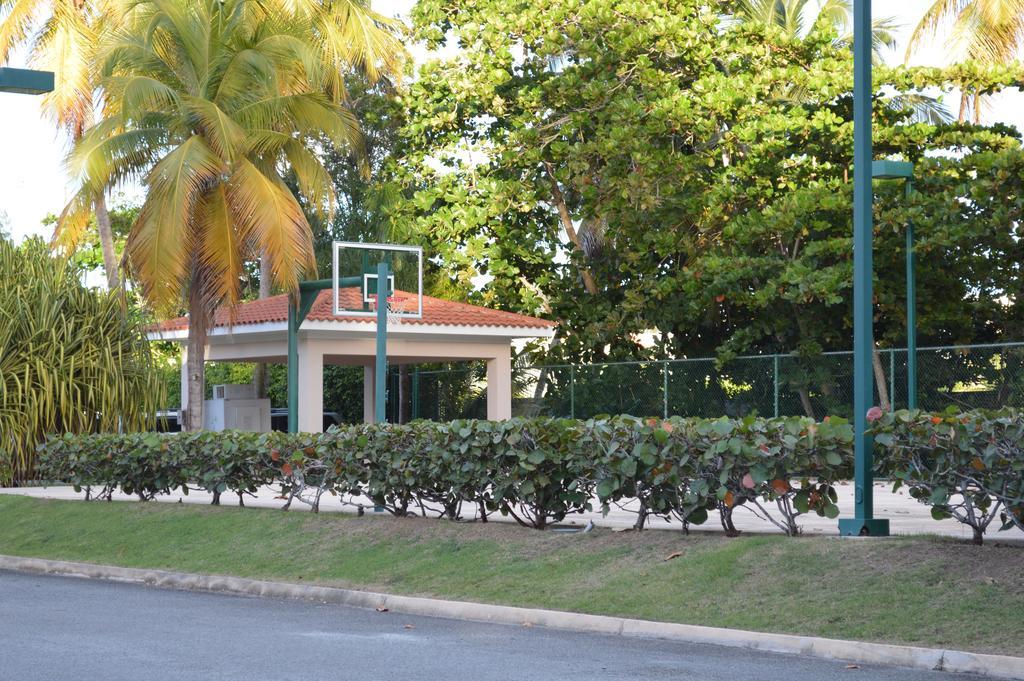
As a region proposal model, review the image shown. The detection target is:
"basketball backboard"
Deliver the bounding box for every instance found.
[332,241,423,319]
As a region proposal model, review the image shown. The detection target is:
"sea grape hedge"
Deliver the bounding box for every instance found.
[36,411,1024,539]
[38,415,852,534]
[870,408,1024,544]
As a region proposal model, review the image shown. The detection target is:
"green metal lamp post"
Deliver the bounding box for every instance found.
[838,0,890,537]
[0,67,54,94]
[872,160,916,410]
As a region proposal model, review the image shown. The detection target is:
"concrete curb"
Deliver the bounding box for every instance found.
[1,554,1021,679]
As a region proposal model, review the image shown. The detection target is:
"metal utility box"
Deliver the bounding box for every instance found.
[203,384,271,432]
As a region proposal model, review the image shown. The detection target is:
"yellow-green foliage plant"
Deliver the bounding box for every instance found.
[0,238,163,485]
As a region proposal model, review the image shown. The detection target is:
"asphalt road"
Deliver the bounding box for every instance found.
[0,570,984,681]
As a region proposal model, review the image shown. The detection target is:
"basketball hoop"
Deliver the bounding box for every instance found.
[369,294,409,326]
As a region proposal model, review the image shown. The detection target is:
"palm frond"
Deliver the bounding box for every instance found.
[125,136,225,312]
[225,158,315,292]
[0,0,42,63]
[194,183,246,309]
[884,92,954,124]
[282,137,336,219]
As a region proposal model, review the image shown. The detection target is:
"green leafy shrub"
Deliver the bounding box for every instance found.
[583,415,853,535]
[177,430,282,506]
[39,432,187,501]
[690,416,853,536]
[872,408,1024,544]
[38,416,853,533]
[584,416,710,531]
[485,418,595,529]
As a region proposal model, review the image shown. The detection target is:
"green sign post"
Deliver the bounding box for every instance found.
[838,0,890,537]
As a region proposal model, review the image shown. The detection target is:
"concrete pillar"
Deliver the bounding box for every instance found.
[297,340,323,432]
[363,365,375,423]
[486,344,513,421]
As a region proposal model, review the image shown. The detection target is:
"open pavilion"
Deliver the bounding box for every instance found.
[149,288,555,430]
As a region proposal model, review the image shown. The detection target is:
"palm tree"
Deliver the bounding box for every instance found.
[906,0,1024,122]
[735,0,951,123]
[244,0,403,402]
[734,0,901,61]
[60,0,368,430]
[1,0,124,288]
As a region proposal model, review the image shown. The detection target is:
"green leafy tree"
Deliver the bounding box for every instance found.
[43,200,138,279]
[395,0,1024,388]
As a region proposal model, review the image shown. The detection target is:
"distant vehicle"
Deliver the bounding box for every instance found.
[156,410,182,432]
[155,409,342,432]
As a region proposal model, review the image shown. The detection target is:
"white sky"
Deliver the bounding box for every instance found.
[1,0,1022,242]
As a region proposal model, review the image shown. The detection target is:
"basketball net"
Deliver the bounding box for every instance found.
[369,294,408,326]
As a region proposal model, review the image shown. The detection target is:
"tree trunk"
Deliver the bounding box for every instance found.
[972,525,984,546]
[252,252,272,398]
[872,346,891,412]
[797,388,816,420]
[185,286,209,432]
[544,162,599,295]
[94,193,120,290]
[958,92,969,123]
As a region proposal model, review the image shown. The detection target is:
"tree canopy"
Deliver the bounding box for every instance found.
[390,0,1024,366]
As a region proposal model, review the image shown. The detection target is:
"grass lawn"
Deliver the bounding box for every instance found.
[1,495,1021,656]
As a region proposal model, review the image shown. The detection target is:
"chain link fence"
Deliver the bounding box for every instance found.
[405,343,1024,421]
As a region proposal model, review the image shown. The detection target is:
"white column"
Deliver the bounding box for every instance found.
[486,344,513,421]
[179,344,189,413]
[363,365,375,424]
[297,340,324,432]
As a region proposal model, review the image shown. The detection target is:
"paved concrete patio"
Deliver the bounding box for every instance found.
[3,482,1021,540]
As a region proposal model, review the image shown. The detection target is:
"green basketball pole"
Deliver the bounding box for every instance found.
[286,276,361,433]
[375,261,389,423]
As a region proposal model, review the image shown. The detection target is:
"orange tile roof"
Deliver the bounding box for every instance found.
[152,288,555,333]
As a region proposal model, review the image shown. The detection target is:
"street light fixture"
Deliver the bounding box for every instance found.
[0,67,54,95]
[873,160,917,410]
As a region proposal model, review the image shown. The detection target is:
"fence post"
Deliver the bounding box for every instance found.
[663,361,669,419]
[570,365,576,419]
[773,354,780,418]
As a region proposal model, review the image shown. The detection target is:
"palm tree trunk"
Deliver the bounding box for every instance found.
[186,285,209,431]
[94,193,120,290]
[252,252,271,399]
